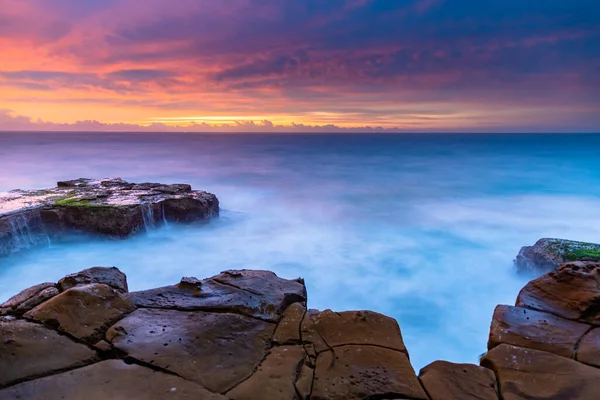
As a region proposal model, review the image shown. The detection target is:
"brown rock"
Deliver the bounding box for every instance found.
[516,261,600,324]
[489,305,590,358]
[0,360,227,400]
[59,266,128,293]
[273,302,305,344]
[0,319,97,388]
[106,308,275,393]
[308,345,428,400]
[419,360,498,400]
[481,344,600,400]
[226,346,306,400]
[0,282,57,315]
[93,340,113,353]
[127,270,305,323]
[577,328,600,367]
[295,356,315,399]
[301,309,407,354]
[14,286,60,314]
[25,283,136,342]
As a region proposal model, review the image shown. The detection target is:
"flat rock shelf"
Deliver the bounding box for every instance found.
[3,262,600,399]
[0,178,219,257]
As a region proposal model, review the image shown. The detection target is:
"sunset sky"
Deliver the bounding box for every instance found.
[0,0,598,132]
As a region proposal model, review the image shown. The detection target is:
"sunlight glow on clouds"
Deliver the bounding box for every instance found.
[0,0,598,132]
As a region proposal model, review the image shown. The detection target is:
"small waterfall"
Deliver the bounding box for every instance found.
[161,203,169,228]
[6,211,50,252]
[142,203,156,232]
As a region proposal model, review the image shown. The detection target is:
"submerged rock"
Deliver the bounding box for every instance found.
[515,238,600,275]
[0,178,219,256]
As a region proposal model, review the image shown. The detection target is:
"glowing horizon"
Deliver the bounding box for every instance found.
[0,0,598,133]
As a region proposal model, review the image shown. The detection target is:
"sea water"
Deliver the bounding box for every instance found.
[1,132,600,370]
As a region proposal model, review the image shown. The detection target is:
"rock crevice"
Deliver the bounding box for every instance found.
[4,261,600,398]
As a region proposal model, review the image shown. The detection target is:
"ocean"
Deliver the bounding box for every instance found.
[1,131,599,370]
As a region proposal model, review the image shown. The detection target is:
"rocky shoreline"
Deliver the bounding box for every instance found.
[3,180,600,399]
[2,261,600,399]
[0,178,219,257]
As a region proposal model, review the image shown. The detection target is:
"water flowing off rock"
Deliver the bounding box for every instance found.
[3,181,600,398]
[0,178,219,256]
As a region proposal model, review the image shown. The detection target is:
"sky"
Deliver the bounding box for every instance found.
[0,0,599,132]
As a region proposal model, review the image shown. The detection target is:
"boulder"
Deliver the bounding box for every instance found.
[0,319,97,388]
[481,344,600,400]
[306,345,428,400]
[577,328,600,367]
[226,346,306,400]
[516,238,600,274]
[127,270,306,323]
[301,309,407,354]
[488,304,590,358]
[106,308,275,393]
[25,283,136,342]
[0,360,227,400]
[516,261,600,324]
[0,282,59,315]
[419,360,498,400]
[58,266,128,293]
[0,178,219,256]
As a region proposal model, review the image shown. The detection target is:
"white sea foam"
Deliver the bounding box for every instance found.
[1,132,599,370]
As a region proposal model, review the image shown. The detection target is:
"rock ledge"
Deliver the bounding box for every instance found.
[0,178,219,256]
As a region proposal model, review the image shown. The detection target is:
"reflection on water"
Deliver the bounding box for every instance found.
[1,132,600,370]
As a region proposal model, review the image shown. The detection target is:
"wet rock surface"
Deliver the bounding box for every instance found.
[482,344,600,400]
[59,266,128,293]
[516,261,600,324]
[3,261,600,398]
[488,304,590,358]
[25,283,136,343]
[0,360,227,400]
[0,319,97,388]
[0,178,219,256]
[107,308,275,393]
[127,270,306,322]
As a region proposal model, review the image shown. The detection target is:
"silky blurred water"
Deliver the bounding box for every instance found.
[1,132,600,370]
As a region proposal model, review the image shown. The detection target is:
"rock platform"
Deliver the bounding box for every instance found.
[0,178,219,256]
[2,262,600,399]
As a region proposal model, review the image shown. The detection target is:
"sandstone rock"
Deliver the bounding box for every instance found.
[127,270,305,322]
[481,344,600,400]
[0,360,227,400]
[0,319,97,388]
[58,266,128,293]
[489,304,590,358]
[93,340,113,353]
[0,282,57,315]
[0,178,219,256]
[516,238,600,274]
[577,328,600,367]
[301,309,407,354]
[226,346,306,400]
[25,283,136,342]
[14,286,60,314]
[106,308,275,393]
[419,360,498,400]
[272,302,305,344]
[516,261,600,324]
[308,345,428,400]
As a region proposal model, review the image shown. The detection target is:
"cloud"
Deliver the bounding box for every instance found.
[0,0,598,131]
